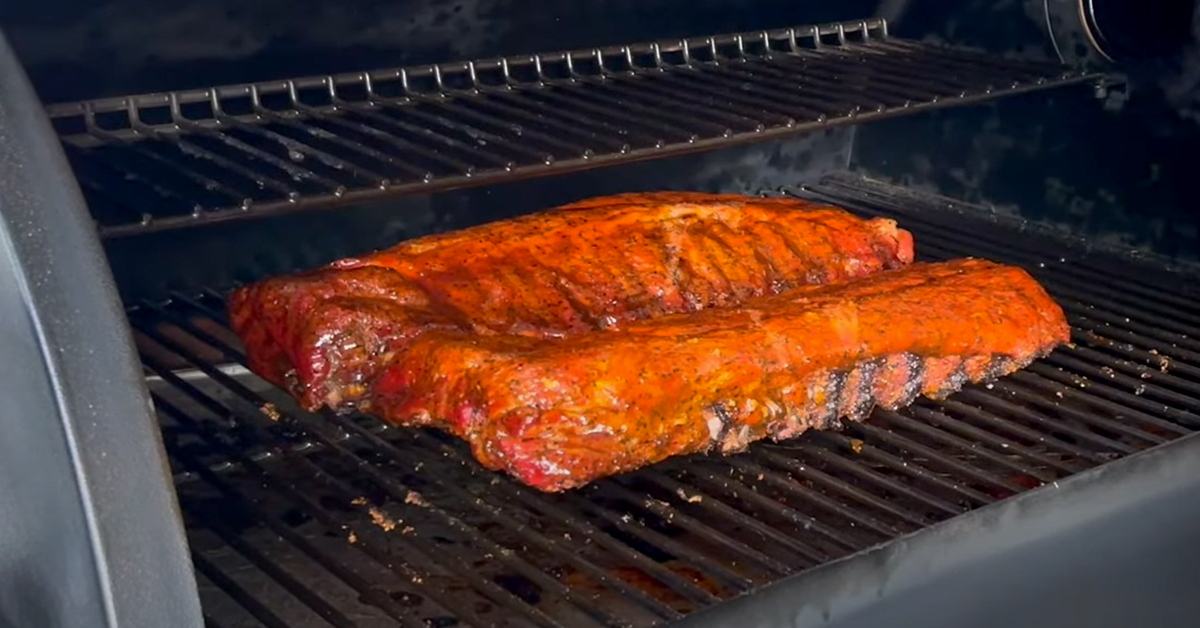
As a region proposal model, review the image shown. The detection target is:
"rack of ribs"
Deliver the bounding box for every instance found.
[227,193,1069,491]
[372,259,1070,491]
[228,192,914,411]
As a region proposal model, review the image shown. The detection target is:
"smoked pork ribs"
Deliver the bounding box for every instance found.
[228,193,1069,491]
[229,192,914,410]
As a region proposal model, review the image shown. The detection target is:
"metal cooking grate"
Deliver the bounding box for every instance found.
[50,18,1100,239]
[132,176,1200,628]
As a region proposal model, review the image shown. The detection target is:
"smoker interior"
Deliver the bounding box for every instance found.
[126,172,1200,628]
[26,13,1200,628]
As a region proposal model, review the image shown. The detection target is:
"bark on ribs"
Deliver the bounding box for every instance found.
[228,192,914,410]
[373,259,1069,491]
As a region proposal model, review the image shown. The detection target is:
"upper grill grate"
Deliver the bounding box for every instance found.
[48,18,1100,238]
[134,175,1200,628]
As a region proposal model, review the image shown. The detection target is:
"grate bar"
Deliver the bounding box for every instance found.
[154,390,559,628]
[162,421,446,628]
[337,420,698,617]
[192,553,306,628]
[903,405,1084,476]
[554,486,759,593]
[936,394,1112,464]
[872,410,1056,484]
[54,19,1100,237]
[594,476,796,577]
[400,432,748,602]
[182,500,362,628]
[252,95,431,178]
[1072,317,1200,366]
[815,431,995,508]
[1012,369,1190,437]
[846,421,1028,495]
[749,448,934,528]
[624,471,826,567]
[995,377,1168,448]
[724,457,906,539]
[667,465,873,553]
[761,440,966,518]
[1038,352,1200,415]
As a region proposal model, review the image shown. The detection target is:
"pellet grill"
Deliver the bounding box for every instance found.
[1,1,1199,628]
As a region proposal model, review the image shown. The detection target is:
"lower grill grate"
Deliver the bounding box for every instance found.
[132,176,1200,628]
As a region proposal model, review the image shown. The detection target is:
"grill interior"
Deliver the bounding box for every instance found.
[131,174,1200,628]
[47,18,1098,238]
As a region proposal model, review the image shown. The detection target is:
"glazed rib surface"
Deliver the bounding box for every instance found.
[229,192,914,410]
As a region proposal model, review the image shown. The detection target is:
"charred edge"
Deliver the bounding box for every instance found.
[702,222,766,298]
[550,272,600,329]
[495,265,544,328]
[614,241,652,309]
[750,240,789,295]
[777,231,828,284]
[697,230,737,302]
[674,256,707,311]
[874,239,906,270]
[981,353,1013,383]
[932,359,970,400]
[900,352,925,408]
[661,243,691,309]
[846,358,880,422]
[710,401,736,449]
[822,370,848,430]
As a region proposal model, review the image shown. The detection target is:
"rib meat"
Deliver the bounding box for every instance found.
[228,192,913,410]
[371,259,1070,491]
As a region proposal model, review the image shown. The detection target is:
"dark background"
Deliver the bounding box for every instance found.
[0,0,1195,298]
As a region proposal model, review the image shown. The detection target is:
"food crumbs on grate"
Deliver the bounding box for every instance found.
[849,438,865,454]
[368,507,398,532]
[402,526,416,535]
[675,487,703,503]
[350,496,369,506]
[1159,356,1171,372]
[348,531,358,544]
[259,403,281,421]
[405,490,428,507]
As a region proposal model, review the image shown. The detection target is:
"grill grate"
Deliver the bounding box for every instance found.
[134,175,1200,628]
[49,18,1100,239]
